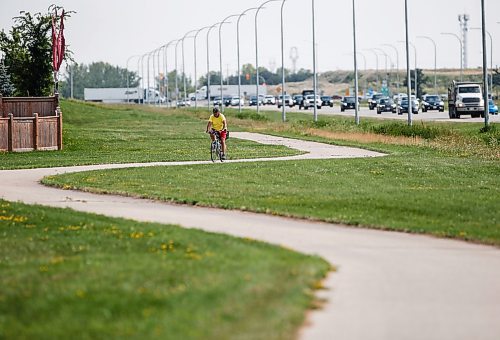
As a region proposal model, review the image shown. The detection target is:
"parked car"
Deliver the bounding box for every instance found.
[213,96,223,106]
[230,96,245,106]
[421,94,444,112]
[277,94,293,108]
[302,95,321,110]
[263,95,276,105]
[489,99,498,115]
[376,97,396,114]
[340,96,356,112]
[292,94,304,108]
[249,95,263,106]
[398,97,419,115]
[368,93,385,110]
[223,95,232,107]
[320,96,334,107]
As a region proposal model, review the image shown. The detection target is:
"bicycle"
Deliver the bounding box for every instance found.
[209,130,224,162]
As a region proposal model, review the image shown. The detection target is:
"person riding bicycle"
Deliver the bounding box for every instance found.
[206,106,228,160]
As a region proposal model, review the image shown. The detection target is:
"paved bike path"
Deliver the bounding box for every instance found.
[1,132,499,340]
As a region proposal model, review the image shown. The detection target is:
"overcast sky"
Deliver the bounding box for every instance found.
[1,0,499,82]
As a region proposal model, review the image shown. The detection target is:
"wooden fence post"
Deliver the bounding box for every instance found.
[7,113,13,152]
[57,109,63,150]
[33,112,39,150]
[0,95,3,118]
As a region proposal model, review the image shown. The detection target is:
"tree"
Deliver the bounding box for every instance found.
[0,61,15,96]
[59,62,140,99]
[0,6,72,96]
[403,69,430,98]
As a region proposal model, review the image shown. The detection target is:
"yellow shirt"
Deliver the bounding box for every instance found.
[209,113,226,131]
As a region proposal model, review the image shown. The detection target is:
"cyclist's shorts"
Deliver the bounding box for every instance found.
[218,130,227,140]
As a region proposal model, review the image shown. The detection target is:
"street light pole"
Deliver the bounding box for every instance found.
[398,40,418,97]
[219,15,238,113]
[193,27,210,110]
[182,30,196,108]
[140,53,147,104]
[164,40,178,108]
[280,0,287,122]
[404,0,412,126]
[174,40,182,106]
[480,0,489,127]
[365,49,380,89]
[126,55,140,103]
[441,33,463,81]
[383,44,400,93]
[471,27,493,97]
[352,0,359,125]
[417,35,437,94]
[255,0,280,115]
[237,8,258,114]
[206,23,219,112]
[312,0,318,121]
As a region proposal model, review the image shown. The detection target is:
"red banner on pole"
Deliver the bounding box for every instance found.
[52,10,65,72]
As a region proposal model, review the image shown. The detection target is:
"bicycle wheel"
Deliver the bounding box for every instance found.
[218,141,224,162]
[210,141,217,162]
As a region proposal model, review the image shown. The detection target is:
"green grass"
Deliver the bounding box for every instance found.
[0,199,330,339]
[0,100,300,169]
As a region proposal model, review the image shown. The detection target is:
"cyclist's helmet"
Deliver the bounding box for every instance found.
[213,107,220,114]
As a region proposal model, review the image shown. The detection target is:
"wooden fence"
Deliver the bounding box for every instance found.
[0,95,62,152]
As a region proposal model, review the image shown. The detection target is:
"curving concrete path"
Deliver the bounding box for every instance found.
[1,132,500,340]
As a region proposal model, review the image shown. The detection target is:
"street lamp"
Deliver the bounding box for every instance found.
[219,15,239,113]
[255,0,280,115]
[206,23,219,112]
[126,55,140,103]
[280,0,287,122]
[441,33,463,81]
[404,0,412,126]
[382,43,400,93]
[164,39,178,108]
[312,0,318,121]
[182,30,197,108]
[352,0,359,125]
[140,53,148,104]
[365,49,380,88]
[471,27,493,97]
[237,7,258,114]
[193,27,210,110]
[417,35,437,94]
[480,0,489,127]
[398,40,418,97]
[174,39,182,105]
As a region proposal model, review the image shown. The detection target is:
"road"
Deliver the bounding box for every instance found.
[2,133,499,340]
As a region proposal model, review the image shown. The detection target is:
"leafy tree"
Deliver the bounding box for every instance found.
[403,69,430,98]
[59,62,140,99]
[0,6,71,96]
[0,61,15,96]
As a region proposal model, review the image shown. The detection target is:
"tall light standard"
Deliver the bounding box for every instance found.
[471,27,493,96]
[480,0,489,127]
[206,23,219,112]
[404,0,412,126]
[193,27,210,110]
[237,7,258,114]
[174,39,182,106]
[351,0,360,125]
[219,15,238,113]
[365,49,380,89]
[280,0,287,122]
[182,30,197,108]
[255,0,280,115]
[398,40,418,97]
[140,53,148,104]
[383,43,400,93]
[441,33,463,81]
[126,55,140,103]
[417,35,437,94]
[312,0,318,121]
[164,39,178,108]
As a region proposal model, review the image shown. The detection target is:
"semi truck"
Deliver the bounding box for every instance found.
[191,85,267,100]
[448,81,485,119]
[84,88,164,104]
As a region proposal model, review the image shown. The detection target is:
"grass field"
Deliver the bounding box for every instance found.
[0,199,330,339]
[41,102,500,246]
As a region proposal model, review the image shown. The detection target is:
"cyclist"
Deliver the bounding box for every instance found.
[206,106,228,159]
